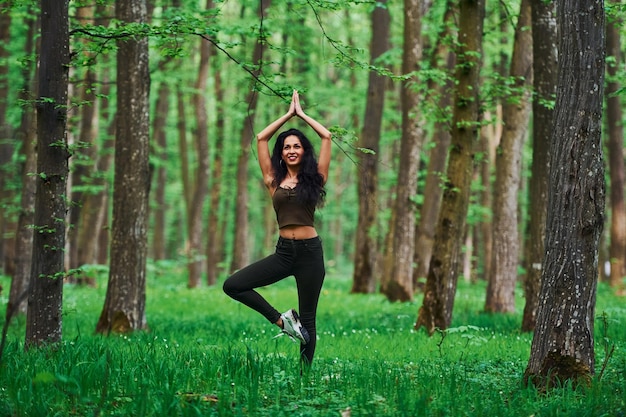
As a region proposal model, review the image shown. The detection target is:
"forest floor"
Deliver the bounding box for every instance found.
[0,263,624,416]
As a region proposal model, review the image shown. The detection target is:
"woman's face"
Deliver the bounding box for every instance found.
[282,135,304,168]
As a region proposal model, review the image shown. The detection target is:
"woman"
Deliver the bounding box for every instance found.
[223,90,331,366]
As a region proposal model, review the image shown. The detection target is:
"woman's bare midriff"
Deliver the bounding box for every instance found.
[279,225,318,240]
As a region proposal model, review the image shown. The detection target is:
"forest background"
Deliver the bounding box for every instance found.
[0,0,624,395]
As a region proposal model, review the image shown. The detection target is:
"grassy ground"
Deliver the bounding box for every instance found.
[0,263,624,416]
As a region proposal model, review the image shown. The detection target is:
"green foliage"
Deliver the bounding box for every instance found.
[1,271,625,416]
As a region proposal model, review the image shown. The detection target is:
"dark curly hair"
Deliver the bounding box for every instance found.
[271,128,326,207]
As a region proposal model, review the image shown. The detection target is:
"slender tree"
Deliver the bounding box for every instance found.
[74,24,115,274]
[206,46,225,286]
[230,0,271,272]
[6,9,38,319]
[605,0,626,291]
[415,0,485,334]
[524,0,605,389]
[0,2,13,275]
[67,4,99,283]
[96,0,150,334]
[381,0,426,301]
[187,8,211,288]
[521,0,557,331]
[351,0,390,294]
[152,80,170,261]
[475,113,495,283]
[414,1,456,284]
[25,0,70,348]
[485,0,533,313]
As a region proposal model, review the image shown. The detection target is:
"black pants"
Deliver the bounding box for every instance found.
[223,236,325,365]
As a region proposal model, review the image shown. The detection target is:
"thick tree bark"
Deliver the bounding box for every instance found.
[351,1,390,294]
[605,1,626,291]
[96,0,150,334]
[415,0,484,334]
[25,0,70,348]
[524,0,605,389]
[521,0,557,332]
[230,0,271,272]
[485,0,532,313]
[381,0,425,301]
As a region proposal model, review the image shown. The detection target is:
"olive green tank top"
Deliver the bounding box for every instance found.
[272,186,315,229]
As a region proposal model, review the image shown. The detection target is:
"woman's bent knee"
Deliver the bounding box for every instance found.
[222,278,237,297]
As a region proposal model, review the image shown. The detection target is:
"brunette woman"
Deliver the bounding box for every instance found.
[223,90,331,366]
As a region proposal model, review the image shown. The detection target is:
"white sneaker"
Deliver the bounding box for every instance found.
[280,309,310,344]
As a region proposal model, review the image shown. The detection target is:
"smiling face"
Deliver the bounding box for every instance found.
[282,135,304,168]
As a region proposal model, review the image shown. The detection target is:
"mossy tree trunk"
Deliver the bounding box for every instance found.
[524,0,605,389]
[415,0,485,334]
[96,0,150,334]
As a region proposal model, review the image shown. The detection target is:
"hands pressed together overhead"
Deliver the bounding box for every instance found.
[289,89,305,118]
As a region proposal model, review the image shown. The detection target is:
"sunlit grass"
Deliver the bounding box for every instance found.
[0,264,624,416]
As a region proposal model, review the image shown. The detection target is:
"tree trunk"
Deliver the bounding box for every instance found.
[0,6,14,276]
[381,0,425,302]
[8,117,37,319]
[230,0,271,272]
[333,10,359,265]
[187,18,211,288]
[351,1,390,294]
[414,0,456,284]
[206,49,225,286]
[0,7,10,191]
[67,4,98,283]
[0,8,9,134]
[177,84,191,214]
[75,14,115,271]
[96,0,150,334]
[25,0,70,348]
[485,0,532,313]
[605,0,626,292]
[415,0,485,334]
[152,81,170,261]
[476,112,496,282]
[524,0,605,389]
[6,10,38,319]
[521,0,556,332]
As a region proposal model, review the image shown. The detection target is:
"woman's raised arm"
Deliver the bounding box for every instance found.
[256,98,295,191]
[293,91,332,184]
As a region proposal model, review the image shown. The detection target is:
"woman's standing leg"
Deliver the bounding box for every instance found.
[293,237,326,365]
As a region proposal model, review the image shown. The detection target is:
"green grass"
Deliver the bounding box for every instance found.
[0,264,625,416]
